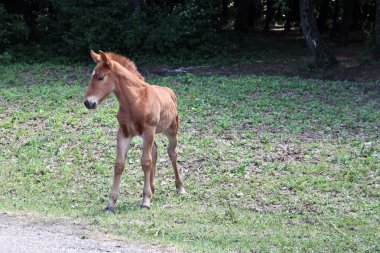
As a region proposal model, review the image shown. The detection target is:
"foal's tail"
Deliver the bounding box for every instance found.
[163,87,177,104]
[174,115,179,133]
[170,92,177,104]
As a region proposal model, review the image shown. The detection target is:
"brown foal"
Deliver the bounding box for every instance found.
[84,50,185,211]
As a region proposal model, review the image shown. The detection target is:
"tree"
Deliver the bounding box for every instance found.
[375,0,380,58]
[263,0,274,32]
[340,0,354,45]
[299,0,338,66]
[235,0,250,31]
[221,0,229,25]
[317,0,330,33]
[285,0,300,32]
[331,0,340,37]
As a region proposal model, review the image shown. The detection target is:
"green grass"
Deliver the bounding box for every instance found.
[0,63,379,252]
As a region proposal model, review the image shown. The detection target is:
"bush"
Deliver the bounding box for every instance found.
[1,0,222,61]
[39,0,221,59]
[0,4,28,52]
[142,1,221,53]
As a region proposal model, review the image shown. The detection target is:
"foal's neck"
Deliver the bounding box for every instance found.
[113,62,148,110]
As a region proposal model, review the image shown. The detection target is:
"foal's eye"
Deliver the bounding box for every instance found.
[97,75,104,81]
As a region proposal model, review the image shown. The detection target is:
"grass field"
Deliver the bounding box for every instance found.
[0,63,379,252]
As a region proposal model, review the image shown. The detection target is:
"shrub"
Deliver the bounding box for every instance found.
[47,0,221,58]
[0,4,28,52]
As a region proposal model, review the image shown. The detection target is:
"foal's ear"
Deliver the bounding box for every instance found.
[90,50,101,63]
[99,50,112,68]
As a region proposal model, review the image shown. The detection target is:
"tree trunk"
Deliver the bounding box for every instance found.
[299,0,338,67]
[290,0,300,28]
[222,0,229,25]
[235,0,250,32]
[264,0,274,32]
[340,0,354,45]
[284,0,297,32]
[25,1,40,42]
[248,0,258,27]
[375,0,380,58]
[285,18,291,32]
[317,0,330,33]
[352,0,361,30]
[331,0,340,38]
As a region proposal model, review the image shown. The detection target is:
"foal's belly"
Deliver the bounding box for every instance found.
[117,105,176,136]
[156,108,176,134]
[155,116,173,134]
[155,121,170,134]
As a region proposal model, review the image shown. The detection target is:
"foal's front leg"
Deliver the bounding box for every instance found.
[104,127,131,213]
[141,128,155,209]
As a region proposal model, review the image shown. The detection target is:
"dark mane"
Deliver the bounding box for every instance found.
[105,52,144,81]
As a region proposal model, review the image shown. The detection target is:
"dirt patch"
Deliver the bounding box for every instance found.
[0,212,180,253]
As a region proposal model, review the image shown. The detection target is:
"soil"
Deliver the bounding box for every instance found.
[0,212,180,253]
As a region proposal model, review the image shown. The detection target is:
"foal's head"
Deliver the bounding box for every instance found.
[84,50,116,109]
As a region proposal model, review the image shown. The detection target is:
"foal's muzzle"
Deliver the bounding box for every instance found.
[84,100,96,109]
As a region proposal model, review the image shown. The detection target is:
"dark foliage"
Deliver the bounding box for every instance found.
[0,0,378,64]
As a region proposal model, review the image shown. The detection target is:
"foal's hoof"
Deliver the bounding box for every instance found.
[140,205,150,210]
[177,187,187,195]
[141,197,151,210]
[104,206,114,214]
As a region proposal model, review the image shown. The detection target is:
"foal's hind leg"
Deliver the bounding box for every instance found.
[166,133,186,194]
[150,141,158,194]
[105,128,131,213]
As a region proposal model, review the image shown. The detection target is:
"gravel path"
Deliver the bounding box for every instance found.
[0,213,179,253]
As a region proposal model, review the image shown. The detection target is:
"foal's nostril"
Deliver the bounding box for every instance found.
[84,100,91,109]
[84,100,96,109]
